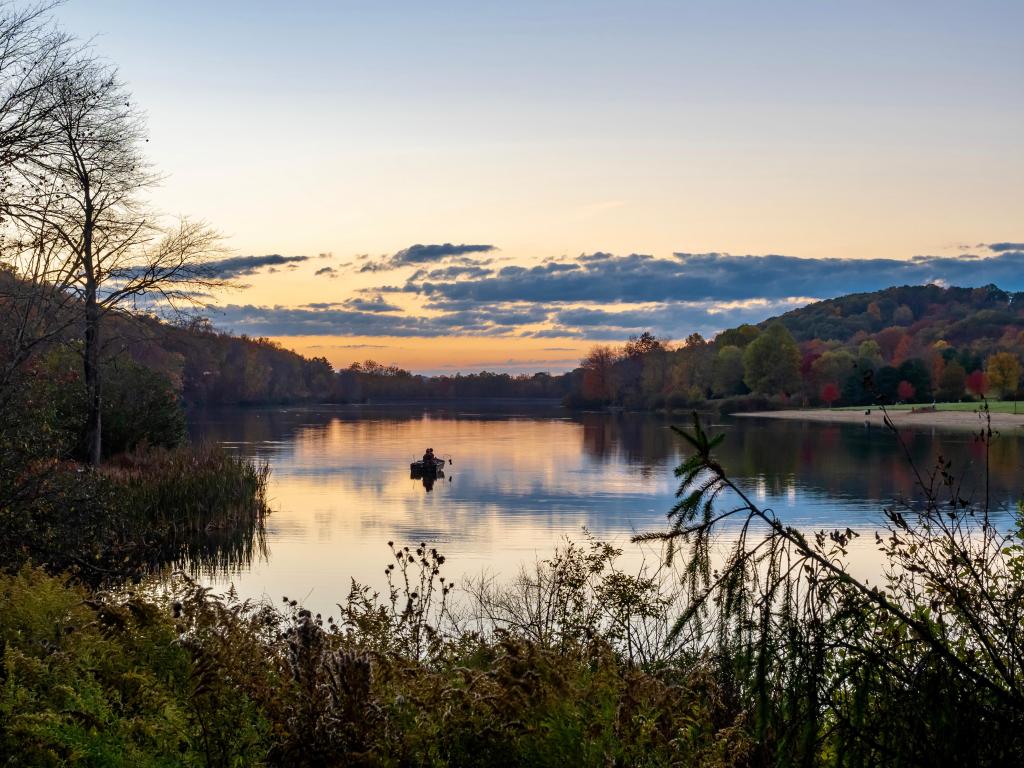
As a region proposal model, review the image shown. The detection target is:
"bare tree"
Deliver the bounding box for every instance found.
[0,3,79,398]
[4,54,224,465]
[0,2,71,172]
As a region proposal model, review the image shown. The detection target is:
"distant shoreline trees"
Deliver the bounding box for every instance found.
[564,285,1024,410]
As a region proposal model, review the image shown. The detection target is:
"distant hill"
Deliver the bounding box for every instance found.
[773,284,1024,349]
[0,267,573,406]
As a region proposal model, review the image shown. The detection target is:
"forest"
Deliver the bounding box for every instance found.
[13,276,1020,413]
[569,284,1024,411]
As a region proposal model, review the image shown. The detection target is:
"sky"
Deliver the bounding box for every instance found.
[58,0,1024,374]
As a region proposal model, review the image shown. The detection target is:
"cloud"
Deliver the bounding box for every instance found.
[210,244,1024,346]
[341,296,402,313]
[408,264,495,282]
[207,302,543,338]
[201,254,311,278]
[315,266,338,277]
[541,298,809,340]
[406,250,1024,305]
[359,243,496,272]
[205,295,804,343]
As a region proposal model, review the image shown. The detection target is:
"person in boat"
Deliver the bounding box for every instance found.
[422,448,435,466]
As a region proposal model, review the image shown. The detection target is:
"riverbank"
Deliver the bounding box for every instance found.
[736,406,1024,431]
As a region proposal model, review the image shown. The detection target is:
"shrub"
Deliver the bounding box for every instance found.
[0,567,270,766]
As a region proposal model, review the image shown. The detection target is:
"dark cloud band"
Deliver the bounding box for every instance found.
[359,243,495,272]
[201,254,311,279]
[410,250,1024,305]
[207,242,1024,343]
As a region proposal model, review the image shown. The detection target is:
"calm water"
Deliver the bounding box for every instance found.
[189,402,1024,615]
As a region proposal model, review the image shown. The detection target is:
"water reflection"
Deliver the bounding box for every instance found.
[187,404,1024,616]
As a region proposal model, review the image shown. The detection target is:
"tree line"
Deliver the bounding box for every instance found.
[570,284,1024,410]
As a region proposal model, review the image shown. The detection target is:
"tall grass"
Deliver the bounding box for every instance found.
[102,444,269,577]
[0,443,268,583]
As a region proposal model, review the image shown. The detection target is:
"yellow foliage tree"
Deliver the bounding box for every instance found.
[985,352,1022,398]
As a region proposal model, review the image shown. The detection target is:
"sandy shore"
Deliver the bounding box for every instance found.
[735,407,1024,432]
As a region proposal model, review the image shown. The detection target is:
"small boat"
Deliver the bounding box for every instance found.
[410,457,447,476]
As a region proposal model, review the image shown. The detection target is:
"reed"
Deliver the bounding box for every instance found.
[100,444,271,579]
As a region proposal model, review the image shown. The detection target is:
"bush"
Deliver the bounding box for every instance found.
[0,567,271,766]
[713,394,779,414]
[39,350,186,459]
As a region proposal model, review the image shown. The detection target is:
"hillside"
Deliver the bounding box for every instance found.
[774,284,1024,348]
[568,284,1024,409]
[8,268,1022,411]
[0,268,574,406]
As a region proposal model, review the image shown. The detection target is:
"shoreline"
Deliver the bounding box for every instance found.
[735,407,1024,431]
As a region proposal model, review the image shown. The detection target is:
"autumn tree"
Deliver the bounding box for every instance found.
[742,323,801,396]
[875,326,907,362]
[669,340,714,403]
[966,369,987,399]
[820,381,840,408]
[811,349,855,391]
[986,352,1021,399]
[580,345,619,403]
[715,323,759,348]
[623,330,663,358]
[897,380,915,402]
[892,303,914,325]
[937,361,967,402]
[897,358,932,402]
[6,58,223,464]
[856,339,883,370]
[618,331,665,405]
[639,345,671,404]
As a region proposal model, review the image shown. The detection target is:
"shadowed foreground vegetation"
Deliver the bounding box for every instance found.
[3,403,1024,765]
[0,351,269,584]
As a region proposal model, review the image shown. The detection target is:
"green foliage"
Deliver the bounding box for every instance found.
[742,323,801,396]
[896,357,933,402]
[0,553,755,767]
[100,357,187,455]
[810,349,855,391]
[711,345,747,397]
[33,348,186,459]
[0,442,268,583]
[715,324,760,349]
[0,568,271,766]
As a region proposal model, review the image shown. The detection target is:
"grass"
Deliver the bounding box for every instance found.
[0,443,268,583]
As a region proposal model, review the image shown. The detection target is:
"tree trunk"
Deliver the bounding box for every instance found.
[82,206,102,466]
[83,287,101,465]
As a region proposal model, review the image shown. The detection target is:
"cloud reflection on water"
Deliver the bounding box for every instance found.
[190,405,1024,616]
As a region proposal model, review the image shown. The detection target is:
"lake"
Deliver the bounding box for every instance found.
[189,402,1024,616]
